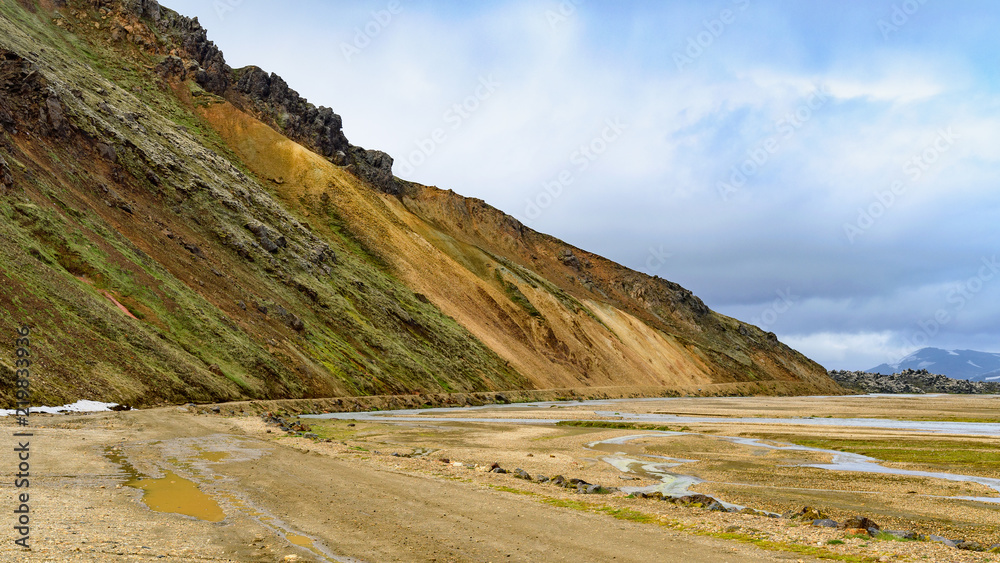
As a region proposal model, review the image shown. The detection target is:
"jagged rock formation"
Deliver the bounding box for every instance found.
[829,369,1000,394]
[0,0,842,407]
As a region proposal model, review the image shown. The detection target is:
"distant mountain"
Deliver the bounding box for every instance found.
[869,348,1000,381]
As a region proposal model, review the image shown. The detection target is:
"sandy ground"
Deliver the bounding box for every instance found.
[1,395,998,562]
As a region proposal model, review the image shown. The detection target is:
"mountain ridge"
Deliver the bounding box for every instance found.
[830,368,1000,394]
[868,347,1000,381]
[0,0,842,407]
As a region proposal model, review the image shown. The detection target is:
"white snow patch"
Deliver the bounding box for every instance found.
[0,400,119,416]
[917,361,935,369]
[947,350,960,356]
[968,360,982,368]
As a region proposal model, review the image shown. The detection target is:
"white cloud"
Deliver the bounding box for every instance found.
[157,0,1000,370]
[781,331,900,370]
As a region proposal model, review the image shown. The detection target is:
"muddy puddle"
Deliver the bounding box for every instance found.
[105,448,225,522]
[195,450,230,462]
[107,440,364,562]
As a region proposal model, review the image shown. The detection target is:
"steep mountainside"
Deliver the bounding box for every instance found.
[0,0,842,407]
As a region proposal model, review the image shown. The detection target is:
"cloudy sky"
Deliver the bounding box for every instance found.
[162,0,1000,371]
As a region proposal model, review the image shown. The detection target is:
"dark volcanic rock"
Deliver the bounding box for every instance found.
[158,11,230,94]
[108,2,402,195]
[45,96,66,134]
[792,506,827,521]
[829,368,1000,394]
[348,146,397,194]
[839,516,880,534]
[245,222,281,253]
[882,530,923,540]
[671,494,718,507]
[155,55,187,80]
[122,0,161,21]
[956,540,984,551]
[0,154,12,188]
[234,66,351,160]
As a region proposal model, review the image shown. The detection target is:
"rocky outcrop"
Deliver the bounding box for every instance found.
[0,153,12,190]
[829,369,1000,394]
[122,0,160,21]
[131,3,397,193]
[232,66,350,159]
[91,1,396,193]
[346,146,398,194]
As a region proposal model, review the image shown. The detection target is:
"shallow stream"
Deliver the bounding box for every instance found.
[304,397,1000,505]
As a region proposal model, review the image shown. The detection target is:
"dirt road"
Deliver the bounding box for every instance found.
[0,408,823,562]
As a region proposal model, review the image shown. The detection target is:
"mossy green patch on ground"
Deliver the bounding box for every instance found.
[555,420,675,432]
[782,437,1000,470]
[872,532,918,542]
[494,269,542,318]
[519,493,878,563]
[488,485,537,496]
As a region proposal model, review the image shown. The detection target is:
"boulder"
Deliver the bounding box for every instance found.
[794,506,827,521]
[557,249,582,270]
[245,222,281,253]
[45,96,66,134]
[155,55,186,80]
[97,142,118,163]
[287,314,305,332]
[122,0,161,21]
[347,147,397,194]
[955,540,984,552]
[881,530,922,540]
[839,516,879,534]
[673,494,717,507]
[811,519,839,528]
[0,154,12,188]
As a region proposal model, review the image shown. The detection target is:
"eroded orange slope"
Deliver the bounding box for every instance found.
[198,100,839,393]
